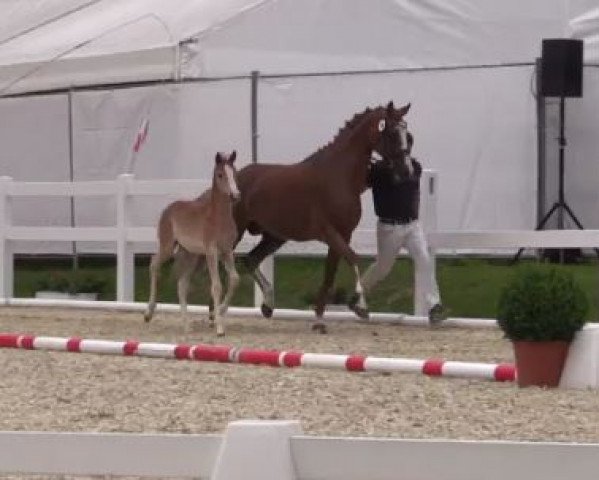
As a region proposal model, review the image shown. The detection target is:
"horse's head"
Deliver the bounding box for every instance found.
[213,150,240,201]
[371,101,413,179]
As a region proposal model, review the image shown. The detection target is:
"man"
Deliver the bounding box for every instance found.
[350,132,447,325]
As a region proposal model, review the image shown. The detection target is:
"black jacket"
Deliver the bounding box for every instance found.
[368,158,421,223]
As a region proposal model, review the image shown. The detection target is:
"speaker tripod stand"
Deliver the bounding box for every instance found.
[513,96,599,263]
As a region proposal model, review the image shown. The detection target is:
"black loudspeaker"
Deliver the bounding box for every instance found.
[540,38,583,97]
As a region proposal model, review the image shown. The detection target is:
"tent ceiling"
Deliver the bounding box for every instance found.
[2,0,598,96]
[0,0,270,95]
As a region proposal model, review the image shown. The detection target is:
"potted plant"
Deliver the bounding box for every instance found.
[497,265,589,387]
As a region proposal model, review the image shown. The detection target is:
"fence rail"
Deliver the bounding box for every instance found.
[0,420,597,479]
[1,173,598,314]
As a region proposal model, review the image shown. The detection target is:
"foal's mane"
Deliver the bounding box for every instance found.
[302,106,383,164]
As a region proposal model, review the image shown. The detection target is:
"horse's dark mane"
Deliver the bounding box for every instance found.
[302,106,382,164]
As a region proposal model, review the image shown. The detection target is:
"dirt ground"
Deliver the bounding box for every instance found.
[1,306,599,447]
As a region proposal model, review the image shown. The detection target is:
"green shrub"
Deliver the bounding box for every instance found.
[497,266,588,342]
[34,270,107,295]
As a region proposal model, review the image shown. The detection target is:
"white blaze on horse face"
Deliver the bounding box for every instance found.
[398,120,413,176]
[224,164,240,200]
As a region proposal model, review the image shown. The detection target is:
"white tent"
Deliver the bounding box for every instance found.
[2,0,599,255]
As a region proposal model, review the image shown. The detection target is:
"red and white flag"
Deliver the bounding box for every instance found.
[132,118,149,153]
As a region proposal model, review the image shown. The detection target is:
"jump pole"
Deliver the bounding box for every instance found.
[0,333,515,382]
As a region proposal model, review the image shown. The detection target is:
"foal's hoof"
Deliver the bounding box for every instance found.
[261,303,274,318]
[143,313,151,323]
[311,323,328,334]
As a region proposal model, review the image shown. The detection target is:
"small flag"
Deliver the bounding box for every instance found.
[132,118,149,153]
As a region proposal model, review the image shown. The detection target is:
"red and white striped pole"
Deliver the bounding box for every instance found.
[0,333,516,382]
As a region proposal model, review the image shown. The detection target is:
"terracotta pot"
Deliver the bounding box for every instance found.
[513,340,570,388]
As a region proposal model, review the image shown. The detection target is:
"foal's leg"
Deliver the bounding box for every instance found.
[144,244,173,323]
[243,233,285,317]
[310,249,342,334]
[205,251,224,336]
[176,259,196,335]
[219,250,240,316]
[173,247,208,325]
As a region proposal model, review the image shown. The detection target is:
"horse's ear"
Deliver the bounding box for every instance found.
[215,152,224,165]
[397,103,411,116]
[230,150,237,163]
[386,101,395,114]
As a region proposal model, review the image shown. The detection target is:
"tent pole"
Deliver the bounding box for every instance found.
[251,70,260,164]
[67,90,78,287]
[535,57,546,229]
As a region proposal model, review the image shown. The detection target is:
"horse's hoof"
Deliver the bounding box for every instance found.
[216,331,225,337]
[261,303,274,318]
[143,313,151,323]
[311,323,328,334]
[348,302,370,320]
[347,294,370,320]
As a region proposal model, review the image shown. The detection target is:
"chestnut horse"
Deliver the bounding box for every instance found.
[235,101,412,333]
[144,151,240,336]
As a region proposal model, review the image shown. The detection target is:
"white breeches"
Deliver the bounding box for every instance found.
[361,219,440,310]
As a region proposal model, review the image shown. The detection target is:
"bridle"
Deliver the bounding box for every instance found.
[397,120,414,176]
[372,117,414,177]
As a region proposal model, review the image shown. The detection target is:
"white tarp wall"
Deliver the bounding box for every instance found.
[1,81,253,254]
[71,81,252,254]
[0,94,73,255]
[258,68,539,254]
[564,8,599,231]
[542,70,599,233]
[2,0,599,255]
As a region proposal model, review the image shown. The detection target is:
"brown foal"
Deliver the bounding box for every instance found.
[144,151,240,336]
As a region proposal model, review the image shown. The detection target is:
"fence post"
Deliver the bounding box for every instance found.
[116,174,135,302]
[0,176,13,300]
[415,170,438,316]
[211,420,301,480]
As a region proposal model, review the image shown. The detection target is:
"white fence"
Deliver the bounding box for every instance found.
[1,172,598,315]
[0,419,597,479]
